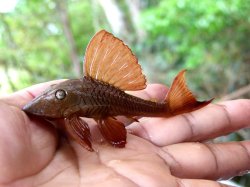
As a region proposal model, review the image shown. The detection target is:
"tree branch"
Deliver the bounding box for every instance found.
[220,84,250,101]
[56,0,81,77]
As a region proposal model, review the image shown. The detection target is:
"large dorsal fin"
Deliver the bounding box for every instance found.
[84,30,146,91]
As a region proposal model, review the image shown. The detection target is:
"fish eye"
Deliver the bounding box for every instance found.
[55,89,67,100]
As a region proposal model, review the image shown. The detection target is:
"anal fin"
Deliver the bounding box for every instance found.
[97,117,127,148]
[65,116,93,151]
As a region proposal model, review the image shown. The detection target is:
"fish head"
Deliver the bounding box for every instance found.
[23,79,83,118]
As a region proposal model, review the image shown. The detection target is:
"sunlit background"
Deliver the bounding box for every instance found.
[0,0,249,185]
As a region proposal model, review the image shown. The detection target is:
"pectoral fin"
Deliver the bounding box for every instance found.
[97,117,127,148]
[65,116,93,151]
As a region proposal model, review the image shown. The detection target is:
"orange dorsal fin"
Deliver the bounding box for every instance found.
[97,117,127,148]
[65,116,93,151]
[84,30,146,91]
[165,70,212,116]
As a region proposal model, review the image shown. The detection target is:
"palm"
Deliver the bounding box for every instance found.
[1,82,250,187]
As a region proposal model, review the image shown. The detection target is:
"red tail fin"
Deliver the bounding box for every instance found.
[165,70,212,116]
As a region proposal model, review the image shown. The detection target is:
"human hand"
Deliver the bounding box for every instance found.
[0,81,249,187]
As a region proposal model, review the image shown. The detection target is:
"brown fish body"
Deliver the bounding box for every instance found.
[77,77,166,118]
[24,77,166,119]
[23,30,212,151]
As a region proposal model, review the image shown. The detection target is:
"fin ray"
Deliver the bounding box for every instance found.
[65,116,93,151]
[165,70,212,116]
[97,117,127,148]
[84,30,146,91]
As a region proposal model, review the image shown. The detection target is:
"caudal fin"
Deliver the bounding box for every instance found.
[165,70,213,116]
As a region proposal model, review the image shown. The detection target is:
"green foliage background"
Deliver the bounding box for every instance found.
[0,0,249,185]
[141,0,250,100]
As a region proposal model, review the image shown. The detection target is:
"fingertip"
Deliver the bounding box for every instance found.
[218,99,250,128]
[145,84,169,101]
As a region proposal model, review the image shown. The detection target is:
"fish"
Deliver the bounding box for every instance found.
[23,30,212,151]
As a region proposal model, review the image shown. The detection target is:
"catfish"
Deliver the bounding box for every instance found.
[23,30,212,151]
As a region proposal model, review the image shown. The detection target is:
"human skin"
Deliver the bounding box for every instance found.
[0,80,249,187]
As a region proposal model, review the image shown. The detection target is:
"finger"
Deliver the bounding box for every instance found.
[128,99,250,146]
[157,141,250,180]
[0,102,57,184]
[127,84,168,101]
[177,178,233,187]
[0,80,65,108]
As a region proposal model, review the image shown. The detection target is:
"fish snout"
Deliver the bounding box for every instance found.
[22,99,47,117]
[22,97,62,118]
[23,102,33,113]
